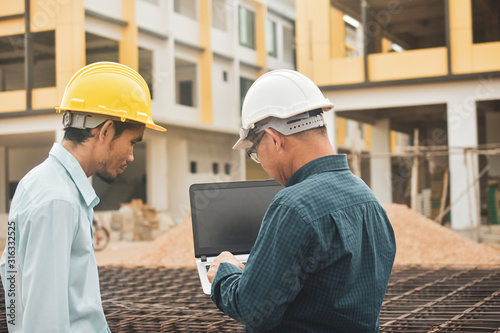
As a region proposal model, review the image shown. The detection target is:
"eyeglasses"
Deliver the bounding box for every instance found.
[247,132,266,163]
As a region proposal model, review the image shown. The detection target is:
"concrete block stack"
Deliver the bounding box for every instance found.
[109,199,165,242]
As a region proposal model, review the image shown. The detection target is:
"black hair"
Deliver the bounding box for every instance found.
[63,120,144,145]
[63,127,95,144]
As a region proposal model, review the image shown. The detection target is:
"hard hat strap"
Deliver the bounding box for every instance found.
[62,111,110,129]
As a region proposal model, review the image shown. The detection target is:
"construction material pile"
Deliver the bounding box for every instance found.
[108,199,170,242]
[387,204,500,266]
[101,204,500,268]
[128,216,196,268]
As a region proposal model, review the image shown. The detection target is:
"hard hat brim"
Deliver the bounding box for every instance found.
[233,136,253,150]
[146,123,167,132]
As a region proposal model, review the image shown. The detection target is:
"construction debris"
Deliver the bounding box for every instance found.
[108,199,172,242]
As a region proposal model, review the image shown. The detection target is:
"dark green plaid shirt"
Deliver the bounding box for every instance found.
[211,154,396,332]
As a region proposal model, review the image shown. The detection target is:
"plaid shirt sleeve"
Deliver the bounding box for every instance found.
[211,200,311,331]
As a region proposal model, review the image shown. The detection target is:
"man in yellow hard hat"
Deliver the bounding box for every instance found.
[0,62,165,332]
[208,69,396,332]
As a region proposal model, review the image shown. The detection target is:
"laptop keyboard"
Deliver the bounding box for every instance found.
[205,262,246,272]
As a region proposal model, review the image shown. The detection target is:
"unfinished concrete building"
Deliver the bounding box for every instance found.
[296,0,500,239]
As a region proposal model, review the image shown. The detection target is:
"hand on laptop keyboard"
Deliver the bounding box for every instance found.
[207,261,246,272]
[207,251,245,283]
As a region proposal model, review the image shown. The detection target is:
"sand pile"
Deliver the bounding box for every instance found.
[128,217,196,268]
[386,204,500,266]
[107,204,500,268]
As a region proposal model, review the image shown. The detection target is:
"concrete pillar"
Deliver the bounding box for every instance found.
[146,135,168,212]
[55,0,85,102]
[234,149,246,181]
[199,0,213,124]
[120,0,138,70]
[0,146,7,213]
[447,99,479,235]
[167,137,189,223]
[370,118,392,204]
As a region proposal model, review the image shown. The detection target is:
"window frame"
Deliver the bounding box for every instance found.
[238,5,256,49]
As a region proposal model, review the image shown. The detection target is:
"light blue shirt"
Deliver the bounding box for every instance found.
[0,143,110,332]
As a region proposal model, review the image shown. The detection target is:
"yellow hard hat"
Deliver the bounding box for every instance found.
[56,61,166,132]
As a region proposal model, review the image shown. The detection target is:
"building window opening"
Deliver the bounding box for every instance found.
[86,32,119,64]
[344,15,361,57]
[472,0,500,44]
[365,0,446,54]
[212,162,219,174]
[239,6,255,49]
[331,1,362,57]
[179,81,193,106]
[33,31,55,89]
[0,34,25,91]
[139,47,154,99]
[240,77,254,111]
[267,19,277,57]
[224,163,231,175]
[175,58,197,107]
[174,0,197,19]
[190,161,197,174]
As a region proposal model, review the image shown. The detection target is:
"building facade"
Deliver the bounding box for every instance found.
[0,0,296,224]
[296,0,500,237]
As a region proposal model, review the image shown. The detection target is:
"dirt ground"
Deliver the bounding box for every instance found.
[94,204,500,268]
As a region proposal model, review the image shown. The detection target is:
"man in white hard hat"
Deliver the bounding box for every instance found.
[0,62,166,332]
[208,69,396,332]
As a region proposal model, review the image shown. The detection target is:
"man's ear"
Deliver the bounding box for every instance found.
[265,128,284,151]
[97,120,114,142]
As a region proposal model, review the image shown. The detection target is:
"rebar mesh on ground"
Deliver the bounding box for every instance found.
[380,267,500,332]
[98,266,244,332]
[0,266,499,332]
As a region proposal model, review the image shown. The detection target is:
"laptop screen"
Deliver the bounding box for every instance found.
[190,180,283,257]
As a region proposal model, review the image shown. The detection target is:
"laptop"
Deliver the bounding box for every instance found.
[189,179,283,294]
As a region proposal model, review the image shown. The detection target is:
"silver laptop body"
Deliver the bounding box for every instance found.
[189,180,283,294]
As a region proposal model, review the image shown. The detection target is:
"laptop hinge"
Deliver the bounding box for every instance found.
[201,255,207,262]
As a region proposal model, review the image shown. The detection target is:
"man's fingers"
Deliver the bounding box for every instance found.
[207,252,244,284]
[207,264,218,283]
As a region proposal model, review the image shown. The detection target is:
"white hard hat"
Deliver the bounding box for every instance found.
[233,69,334,150]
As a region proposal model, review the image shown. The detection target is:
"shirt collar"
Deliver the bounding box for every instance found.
[49,143,100,208]
[285,154,350,187]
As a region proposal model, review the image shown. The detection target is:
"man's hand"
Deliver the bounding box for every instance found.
[207,251,245,283]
